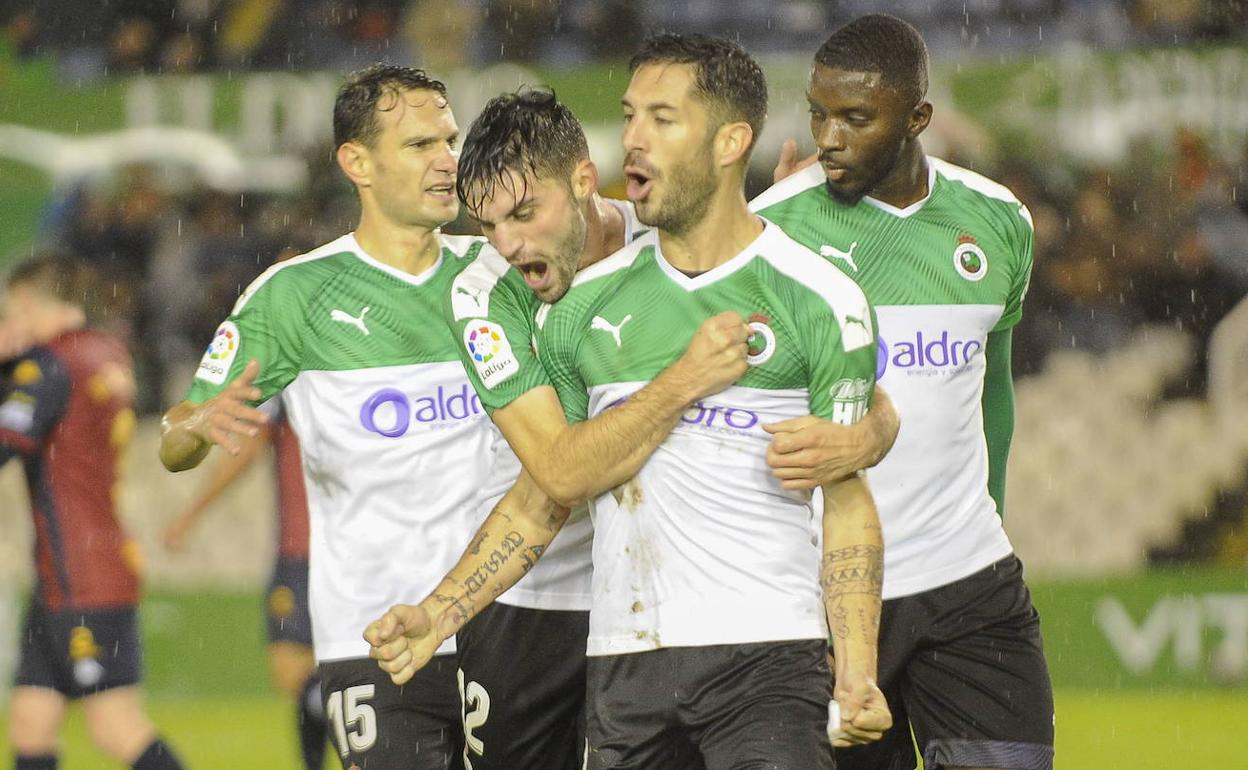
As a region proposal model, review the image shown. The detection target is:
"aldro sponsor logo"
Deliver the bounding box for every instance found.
[359,385,483,437]
[876,331,983,379]
[605,395,763,436]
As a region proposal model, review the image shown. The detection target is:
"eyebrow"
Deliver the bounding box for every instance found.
[621,98,678,112]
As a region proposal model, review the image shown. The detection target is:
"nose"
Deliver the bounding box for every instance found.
[433,143,458,174]
[622,116,646,155]
[491,224,523,261]
[815,118,846,154]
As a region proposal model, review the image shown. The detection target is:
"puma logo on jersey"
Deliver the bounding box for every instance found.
[591,314,633,348]
[820,242,859,272]
[330,306,371,335]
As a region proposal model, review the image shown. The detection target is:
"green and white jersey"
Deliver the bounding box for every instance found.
[751,158,1033,600]
[536,222,877,656]
[443,199,644,612]
[187,233,512,662]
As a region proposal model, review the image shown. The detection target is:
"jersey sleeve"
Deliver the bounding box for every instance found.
[805,295,879,426]
[0,348,71,463]
[185,273,304,405]
[446,274,551,414]
[535,304,590,424]
[993,202,1035,332]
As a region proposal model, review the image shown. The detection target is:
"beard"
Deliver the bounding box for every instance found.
[540,200,589,304]
[637,140,718,236]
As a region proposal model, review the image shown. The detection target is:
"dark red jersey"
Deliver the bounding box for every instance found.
[0,328,140,610]
[270,401,310,560]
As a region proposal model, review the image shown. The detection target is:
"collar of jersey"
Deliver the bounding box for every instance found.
[860,159,938,219]
[345,232,444,287]
[652,218,772,292]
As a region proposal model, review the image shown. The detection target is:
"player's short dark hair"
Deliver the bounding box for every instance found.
[333,63,448,148]
[629,33,768,158]
[7,252,101,310]
[815,14,929,106]
[457,88,590,214]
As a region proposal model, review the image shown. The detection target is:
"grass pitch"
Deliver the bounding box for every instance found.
[2,688,1245,769]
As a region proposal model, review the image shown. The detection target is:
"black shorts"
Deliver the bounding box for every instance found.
[14,603,142,699]
[585,639,833,770]
[455,602,588,770]
[835,554,1055,770]
[319,654,464,770]
[265,556,313,646]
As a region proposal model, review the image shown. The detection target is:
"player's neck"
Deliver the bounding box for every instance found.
[353,211,442,276]
[868,143,929,209]
[658,186,762,274]
[579,193,625,271]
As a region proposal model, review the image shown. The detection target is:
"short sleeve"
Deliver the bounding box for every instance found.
[805,298,878,426]
[994,203,1035,332]
[0,348,71,460]
[535,305,590,424]
[446,273,551,414]
[186,273,303,405]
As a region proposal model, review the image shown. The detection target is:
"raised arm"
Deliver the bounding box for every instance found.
[364,469,566,684]
[496,311,750,507]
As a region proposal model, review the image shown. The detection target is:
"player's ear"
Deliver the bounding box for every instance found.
[570,158,598,203]
[714,121,753,169]
[908,101,933,139]
[336,141,371,188]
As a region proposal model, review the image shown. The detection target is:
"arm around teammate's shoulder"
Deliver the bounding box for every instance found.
[495,311,752,507]
[158,359,269,472]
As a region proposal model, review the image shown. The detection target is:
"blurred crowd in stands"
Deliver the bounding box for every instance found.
[23,127,1246,414]
[2,1,1246,414]
[3,0,1247,77]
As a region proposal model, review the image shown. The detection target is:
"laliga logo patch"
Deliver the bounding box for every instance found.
[746,313,776,366]
[953,234,987,282]
[463,320,519,388]
[195,320,241,385]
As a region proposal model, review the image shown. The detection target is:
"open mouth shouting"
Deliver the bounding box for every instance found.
[623,155,658,202]
[513,257,551,292]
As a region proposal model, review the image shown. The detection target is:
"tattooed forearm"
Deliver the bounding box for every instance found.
[822,543,883,645]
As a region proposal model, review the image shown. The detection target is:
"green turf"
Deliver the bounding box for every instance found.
[3,689,1246,768]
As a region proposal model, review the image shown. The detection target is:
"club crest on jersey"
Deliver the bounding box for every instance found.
[464,320,519,388]
[746,313,776,366]
[195,320,240,385]
[953,234,988,282]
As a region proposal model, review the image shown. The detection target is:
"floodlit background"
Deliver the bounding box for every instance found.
[1,1,1247,767]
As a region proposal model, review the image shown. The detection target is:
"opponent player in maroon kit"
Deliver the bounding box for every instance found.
[164,395,328,770]
[0,255,186,770]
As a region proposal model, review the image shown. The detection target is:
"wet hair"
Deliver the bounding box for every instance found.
[456,88,590,214]
[628,32,768,158]
[8,252,101,314]
[815,14,929,106]
[333,63,448,148]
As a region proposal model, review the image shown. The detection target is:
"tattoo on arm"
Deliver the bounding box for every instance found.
[822,544,884,644]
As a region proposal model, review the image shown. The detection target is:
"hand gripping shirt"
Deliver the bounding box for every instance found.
[535,221,877,656]
[752,158,1034,599]
[186,233,512,661]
